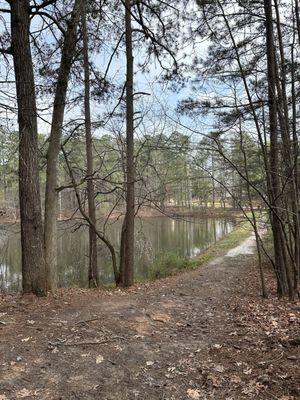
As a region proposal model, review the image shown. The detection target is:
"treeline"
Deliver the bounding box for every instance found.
[0,0,299,299]
[0,129,263,215]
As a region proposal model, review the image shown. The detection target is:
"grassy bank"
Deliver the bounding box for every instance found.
[148,220,253,280]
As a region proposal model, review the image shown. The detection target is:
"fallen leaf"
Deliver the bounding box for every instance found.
[243,368,252,375]
[187,388,201,399]
[51,347,59,354]
[213,344,223,349]
[17,388,32,398]
[289,313,296,322]
[214,364,225,373]
[207,373,223,387]
[96,355,104,364]
[230,375,242,384]
[241,380,259,395]
[149,313,170,323]
[165,373,174,379]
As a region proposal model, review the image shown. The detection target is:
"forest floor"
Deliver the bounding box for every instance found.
[0,233,299,400]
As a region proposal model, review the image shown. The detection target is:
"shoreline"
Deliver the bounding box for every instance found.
[0,218,248,295]
[0,206,241,226]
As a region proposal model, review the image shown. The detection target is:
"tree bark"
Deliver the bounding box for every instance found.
[10,0,46,295]
[238,118,267,298]
[263,0,294,299]
[81,4,98,288]
[211,150,215,209]
[291,20,300,282]
[119,0,135,287]
[274,0,299,294]
[44,0,82,291]
[295,0,300,45]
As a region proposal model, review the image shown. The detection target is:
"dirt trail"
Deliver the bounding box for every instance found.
[225,233,257,257]
[0,238,299,400]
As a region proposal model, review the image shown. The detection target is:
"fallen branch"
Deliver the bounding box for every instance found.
[0,321,15,325]
[74,317,102,325]
[48,336,124,347]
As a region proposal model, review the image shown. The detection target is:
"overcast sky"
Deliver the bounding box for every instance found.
[0,1,219,143]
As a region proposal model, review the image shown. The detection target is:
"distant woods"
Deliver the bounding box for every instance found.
[0,0,299,299]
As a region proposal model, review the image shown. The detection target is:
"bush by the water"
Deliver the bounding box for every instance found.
[148,220,254,281]
[149,252,189,279]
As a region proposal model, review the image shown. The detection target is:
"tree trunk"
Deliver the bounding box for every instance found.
[295,0,300,45]
[82,4,98,288]
[44,0,82,291]
[119,0,135,287]
[10,0,46,295]
[274,0,299,294]
[263,0,294,299]
[211,151,215,209]
[238,118,267,298]
[291,21,300,282]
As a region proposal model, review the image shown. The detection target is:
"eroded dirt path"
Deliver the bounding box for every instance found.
[0,238,299,400]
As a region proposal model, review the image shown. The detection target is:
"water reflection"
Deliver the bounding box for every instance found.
[0,217,233,292]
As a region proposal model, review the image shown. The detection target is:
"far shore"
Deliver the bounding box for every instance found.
[0,205,243,227]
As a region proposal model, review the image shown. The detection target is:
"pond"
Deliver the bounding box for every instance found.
[0,216,234,292]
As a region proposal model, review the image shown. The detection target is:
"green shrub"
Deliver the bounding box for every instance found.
[147,219,254,282]
[149,252,189,280]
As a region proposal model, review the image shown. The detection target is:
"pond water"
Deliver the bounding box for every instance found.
[0,216,234,292]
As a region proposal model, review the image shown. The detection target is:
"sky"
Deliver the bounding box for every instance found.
[0,0,258,147]
[0,0,218,143]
